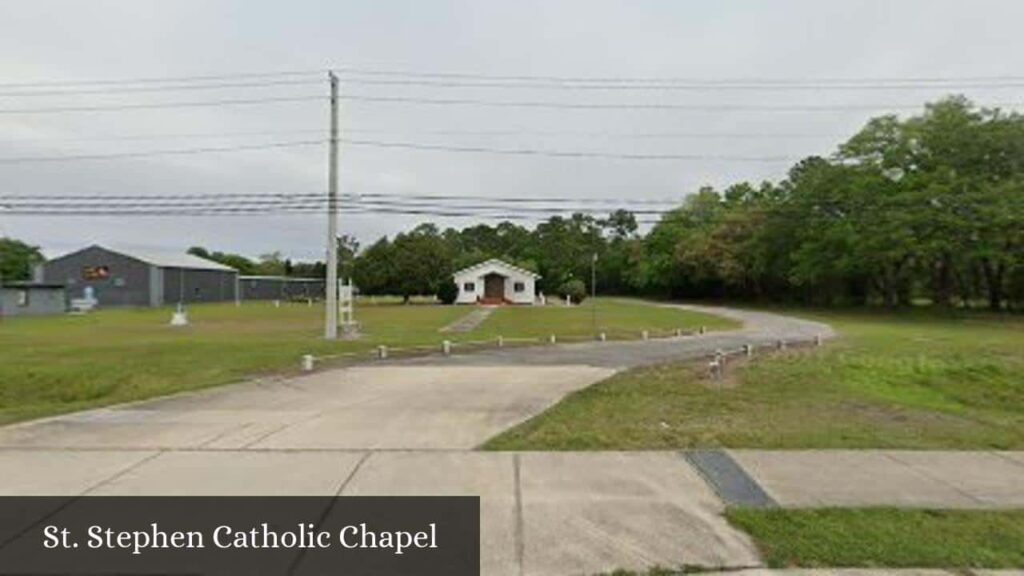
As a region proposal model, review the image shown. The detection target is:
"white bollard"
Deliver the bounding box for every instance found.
[377,345,388,359]
[641,330,649,341]
[675,328,683,337]
[708,359,722,380]
[497,335,504,348]
[273,300,281,308]
[598,332,607,342]
[548,334,557,344]
[744,344,753,357]
[301,354,315,372]
[814,335,823,347]
[442,340,452,356]
[699,326,707,335]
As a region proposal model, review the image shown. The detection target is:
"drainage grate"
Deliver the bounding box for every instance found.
[684,450,777,508]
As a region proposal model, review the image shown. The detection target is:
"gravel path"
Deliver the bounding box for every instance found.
[440,306,495,333]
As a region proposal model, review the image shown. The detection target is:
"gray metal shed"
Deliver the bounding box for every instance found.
[40,245,238,307]
[239,276,326,301]
[0,282,66,317]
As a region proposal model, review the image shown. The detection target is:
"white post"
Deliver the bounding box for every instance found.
[641,330,649,341]
[548,334,557,344]
[377,345,388,359]
[699,325,706,335]
[598,332,607,342]
[301,354,315,372]
[497,335,504,347]
[442,340,452,356]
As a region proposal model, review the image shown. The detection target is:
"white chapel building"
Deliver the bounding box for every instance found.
[452,258,540,305]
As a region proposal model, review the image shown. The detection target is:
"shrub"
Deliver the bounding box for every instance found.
[437,280,459,305]
[560,279,587,305]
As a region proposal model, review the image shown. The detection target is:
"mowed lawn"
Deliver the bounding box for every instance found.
[0,302,469,425]
[486,310,1024,450]
[727,508,1024,569]
[474,298,737,340]
[0,298,727,425]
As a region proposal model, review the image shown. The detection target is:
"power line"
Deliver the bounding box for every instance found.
[5,76,1024,96]
[0,140,325,163]
[0,191,682,204]
[340,138,797,162]
[0,94,324,114]
[0,137,798,163]
[0,70,323,89]
[337,93,1022,112]
[2,92,1018,115]
[1,127,845,143]
[0,78,324,97]
[327,67,1024,85]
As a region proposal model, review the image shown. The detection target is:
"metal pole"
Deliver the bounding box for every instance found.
[324,71,340,339]
[590,253,597,334]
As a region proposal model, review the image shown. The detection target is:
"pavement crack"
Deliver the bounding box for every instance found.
[882,452,988,505]
[82,450,165,495]
[513,453,525,576]
[335,451,372,496]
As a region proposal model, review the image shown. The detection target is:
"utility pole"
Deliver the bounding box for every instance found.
[324,71,340,339]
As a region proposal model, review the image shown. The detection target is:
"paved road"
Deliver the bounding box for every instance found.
[3,305,1021,575]
[402,303,835,369]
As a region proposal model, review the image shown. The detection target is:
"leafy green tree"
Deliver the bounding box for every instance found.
[0,238,44,282]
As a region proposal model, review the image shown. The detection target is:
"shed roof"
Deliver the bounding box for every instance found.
[453,258,541,279]
[51,245,236,272]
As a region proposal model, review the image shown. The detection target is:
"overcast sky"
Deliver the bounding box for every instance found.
[1,0,1022,261]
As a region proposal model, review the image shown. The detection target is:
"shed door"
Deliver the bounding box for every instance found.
[484,273,505,300]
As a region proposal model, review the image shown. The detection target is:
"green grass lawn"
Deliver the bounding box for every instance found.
[473,298,738,341]
[485,309,1024,450]
[0,298,727,425]
[727,508,1024,568]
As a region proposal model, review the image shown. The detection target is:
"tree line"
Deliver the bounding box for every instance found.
[1,96,1020,309]
[347,96,1024,310]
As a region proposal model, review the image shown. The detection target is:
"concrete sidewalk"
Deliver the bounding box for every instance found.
[1,447,1022,574]
[730,450,1024,508]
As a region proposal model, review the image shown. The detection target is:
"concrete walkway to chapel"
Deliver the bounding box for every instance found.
[1,304,1021,575]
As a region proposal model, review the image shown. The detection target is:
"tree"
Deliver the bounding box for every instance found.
[559,279,587,304]
[0,238,44,282]
[187,246,257,275]
[389,224,452,302]
[437,280,458,305]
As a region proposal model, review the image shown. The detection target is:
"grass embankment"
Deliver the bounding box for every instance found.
[0,298,724,425]
[727,508,1024,569]
[485,310,1024,450]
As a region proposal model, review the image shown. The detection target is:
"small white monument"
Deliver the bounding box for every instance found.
[169,302,189,326]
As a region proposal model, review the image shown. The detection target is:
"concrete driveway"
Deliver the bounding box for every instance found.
[0,304,832,575]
